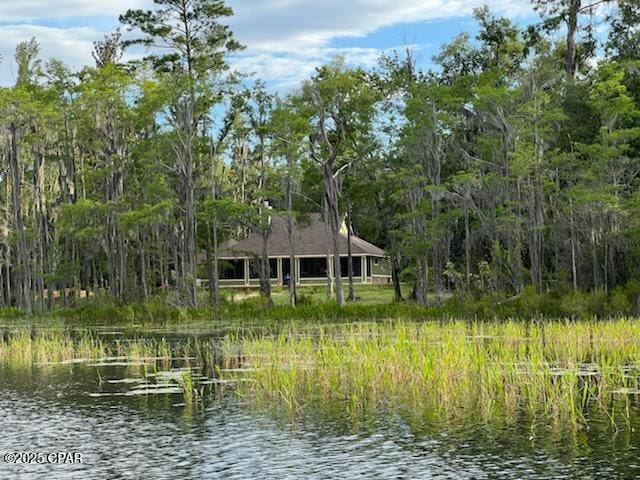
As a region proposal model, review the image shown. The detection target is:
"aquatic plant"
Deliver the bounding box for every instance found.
[224,318,640,431]
[0,330,216,370]
[0,330,107,365]
[178,370,196,402]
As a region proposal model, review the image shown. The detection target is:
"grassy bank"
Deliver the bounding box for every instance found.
[1,283,640,327]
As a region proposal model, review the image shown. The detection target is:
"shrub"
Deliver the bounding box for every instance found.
[604,287,632,317]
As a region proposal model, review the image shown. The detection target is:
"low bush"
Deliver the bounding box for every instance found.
[4,281,640,325]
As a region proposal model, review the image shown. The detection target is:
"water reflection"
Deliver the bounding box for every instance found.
[2,319,640,480]
[1,359,639,479]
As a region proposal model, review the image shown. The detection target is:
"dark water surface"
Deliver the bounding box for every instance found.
[1,332,640,479]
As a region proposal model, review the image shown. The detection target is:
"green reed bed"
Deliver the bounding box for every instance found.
[223,318,640,430]
[0,330,108,365]
[0,330,216,368]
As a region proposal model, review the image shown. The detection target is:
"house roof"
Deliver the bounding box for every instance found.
[219,213,385,259]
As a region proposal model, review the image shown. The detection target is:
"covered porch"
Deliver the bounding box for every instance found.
[208,254,389,288]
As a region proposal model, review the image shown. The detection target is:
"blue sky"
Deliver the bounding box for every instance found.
[0,0,538,90]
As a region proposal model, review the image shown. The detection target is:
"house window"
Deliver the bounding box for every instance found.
[300,257,327,278]
[339,256,361,277]
[249,258,278,279]
[219,260,245,280]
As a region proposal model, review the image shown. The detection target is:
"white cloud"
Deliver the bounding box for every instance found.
[232,45,424,92]
[0,24,100,85]
[227,0,532,51]
[226,0,532,89]
[0,1,150,21]
[0,0,534,89]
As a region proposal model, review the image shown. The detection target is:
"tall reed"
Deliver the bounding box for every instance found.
[224,318,640,430]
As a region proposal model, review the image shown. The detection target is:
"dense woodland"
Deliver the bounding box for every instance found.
[1,0,640,313]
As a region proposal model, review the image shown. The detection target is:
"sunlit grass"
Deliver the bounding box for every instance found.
[0,330,107,365]
[0,330,212,367]
[4,317,640,432]
[224,318,640,430]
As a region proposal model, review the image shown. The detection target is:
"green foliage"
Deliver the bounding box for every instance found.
[3,2,640,318]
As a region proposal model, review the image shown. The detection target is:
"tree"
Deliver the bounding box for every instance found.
[0,38,46,314]
[300,59,378,306]
[533,0,614,77]
[76,39,136,302]
[268,98,310,307]
[120,0,242,307]
[197,198,239,305]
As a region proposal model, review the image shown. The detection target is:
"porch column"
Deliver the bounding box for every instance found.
[277,258,283,285]
[243,258,250,286]
[362,255,367,283]
[295,257,301,285]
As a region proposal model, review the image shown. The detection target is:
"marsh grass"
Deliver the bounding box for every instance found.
[0,330,107,366]
[5,317,640,433]
[178,370,196,402]
[224,318,640,431]
[0,330,215,370]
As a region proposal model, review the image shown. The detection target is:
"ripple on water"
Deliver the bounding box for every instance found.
[0,384,639,480]
[1,355,640,479]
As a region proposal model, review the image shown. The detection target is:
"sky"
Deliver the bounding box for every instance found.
[0,0,539,91]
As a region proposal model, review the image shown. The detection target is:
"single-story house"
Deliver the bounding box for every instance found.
[208,213,390,287]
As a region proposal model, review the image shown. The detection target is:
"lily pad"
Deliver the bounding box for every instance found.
[125,387,183,396]
[106,378,145,384]
[88,361,152,367]
[199,379,237,385]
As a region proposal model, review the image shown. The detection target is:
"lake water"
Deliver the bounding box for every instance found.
[1,328,640,479]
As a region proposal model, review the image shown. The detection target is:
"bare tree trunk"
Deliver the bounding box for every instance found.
[604,236,609,294]
[323,164,345,306]
[432,243,441,305]
[415,256,429,307]
[566,0,580,77]
[0,242,7,307]
[237,136,248,205]
[0,246,5,307]
[106,216,117,298]
[117,224,126,300]
[324,202,333,300]
[285,171,297,307]
[9,123,32,314]
[529,186,544,291]
[157,226,167,290]
[408,185,428,306]
[346,205,355,301]
[172,226,181,292]
[6,247,11,307]
[205,220,220,305]
[184,164,197,308]
[33,144,48,311]
[568,199,578,292]
[172,99,198,308]
[464,205,471,288]
[288,222,297,307]
[207,137,221,307]
[590,214,599,290]
[139,227,148,301]
[212,218,220,304]
[258,232,273,306]
[391,254,403,302]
